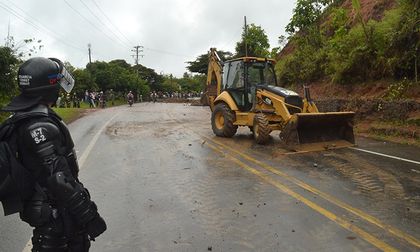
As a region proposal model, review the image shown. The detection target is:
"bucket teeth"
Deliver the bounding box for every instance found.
[280,112,355,151]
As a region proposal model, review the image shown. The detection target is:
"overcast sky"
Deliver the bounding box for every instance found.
[0,0,295,77]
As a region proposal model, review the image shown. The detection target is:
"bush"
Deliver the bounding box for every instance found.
[383,78,413,101]
[276,35,327,85]
[277,0,419,85]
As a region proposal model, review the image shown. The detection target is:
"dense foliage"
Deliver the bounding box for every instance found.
[235,24,270,58]
[276,0,420,86]
[0,47,18,104]
[187,22,273,76]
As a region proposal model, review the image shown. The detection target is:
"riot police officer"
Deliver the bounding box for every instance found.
[1,57,106,251]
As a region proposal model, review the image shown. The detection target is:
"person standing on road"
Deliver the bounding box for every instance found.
[127,91,134,106]
[0,57,106,251]
[89,91,95,108]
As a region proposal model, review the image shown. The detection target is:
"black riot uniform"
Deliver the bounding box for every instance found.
[1,57,106,251]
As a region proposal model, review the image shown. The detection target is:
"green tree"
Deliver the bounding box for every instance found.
[179,73,205,92]
[132,64,163,90]
[0,46,19,102]
[161,75,179,92]
[387,0,420,79]
[286,0,332,34]
[109,59,131,69]
[72,69,97,94]
[235,23,270,57]
[86,60,150,97]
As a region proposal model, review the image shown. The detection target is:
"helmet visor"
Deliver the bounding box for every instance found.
[58,66,75,93]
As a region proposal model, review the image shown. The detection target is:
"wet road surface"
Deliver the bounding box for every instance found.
[1,102,419,251]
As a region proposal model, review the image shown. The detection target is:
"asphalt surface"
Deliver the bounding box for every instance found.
[1,102,419,252]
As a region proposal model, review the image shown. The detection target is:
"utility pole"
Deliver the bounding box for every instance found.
[244,16,248,57]
[131,45,144,66]
[88,43,92,64]
[5,19,11,47]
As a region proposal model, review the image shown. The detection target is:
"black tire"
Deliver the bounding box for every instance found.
[253,114,270,144]
[211,103,238,137]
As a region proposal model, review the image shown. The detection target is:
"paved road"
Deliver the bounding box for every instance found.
[1,102,419,251]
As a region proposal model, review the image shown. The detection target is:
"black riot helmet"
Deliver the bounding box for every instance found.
[2,57,75,112]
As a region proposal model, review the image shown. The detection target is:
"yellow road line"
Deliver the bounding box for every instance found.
[168,115,419,249]
[203,136,420,249]
[205,142,398,252]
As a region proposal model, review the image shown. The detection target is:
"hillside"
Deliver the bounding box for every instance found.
[277,0,419,145]
[341,0,395,23]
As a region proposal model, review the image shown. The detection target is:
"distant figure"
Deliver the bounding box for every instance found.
[109,89,115,106]
[56,95,62,107]
[99,91,106,108]
[151,91,157,103]
[84,90,89,103]
[72,93,80,108]
[127,91,134,106]
[89,92,95,108]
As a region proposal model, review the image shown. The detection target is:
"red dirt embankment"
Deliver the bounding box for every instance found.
[300,81,420,145]
[341,0,396,24]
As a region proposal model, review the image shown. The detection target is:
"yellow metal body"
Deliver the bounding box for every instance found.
[214,91,239,111]
[205,48,355,151]
[206,48,223,111]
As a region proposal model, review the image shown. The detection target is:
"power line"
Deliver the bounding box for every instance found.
[78,0,131,48]
[0,1,85,53]
[1,1,195,65]
[63,0,128,50]
[89,0,134,46]
[78,0,193,59]
[143,47,189,58]
[4,0,69,42]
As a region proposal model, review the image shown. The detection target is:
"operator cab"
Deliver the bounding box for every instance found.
[222,58,277,111]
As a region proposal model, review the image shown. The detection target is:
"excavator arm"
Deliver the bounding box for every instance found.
[204,48,223,111]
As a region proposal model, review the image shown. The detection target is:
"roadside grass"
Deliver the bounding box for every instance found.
[54,99,127,123]
[355,120,420,147]
[1,99,127,124]
[53,107,85,124]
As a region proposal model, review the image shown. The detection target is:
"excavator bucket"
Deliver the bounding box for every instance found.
[279,112,355,151]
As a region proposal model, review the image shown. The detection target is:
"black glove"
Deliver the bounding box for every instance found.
[86,214,107,240]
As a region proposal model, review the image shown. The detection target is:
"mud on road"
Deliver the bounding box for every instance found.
[88,102,420,252]
[1,102,419,252]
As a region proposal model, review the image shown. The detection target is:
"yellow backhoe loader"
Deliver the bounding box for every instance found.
[204,48,355,151]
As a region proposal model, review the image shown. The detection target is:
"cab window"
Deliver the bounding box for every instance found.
[225,61,243,89]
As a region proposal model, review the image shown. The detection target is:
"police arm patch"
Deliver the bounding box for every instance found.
[30,127,47,144]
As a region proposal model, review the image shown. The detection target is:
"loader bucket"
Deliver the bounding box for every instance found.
[279,112,355,152]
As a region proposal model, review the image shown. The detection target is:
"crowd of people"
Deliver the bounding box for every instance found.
[84,90,113,108]
[53,89,203,108]
[149,91,202,100]
[55,90,117,108]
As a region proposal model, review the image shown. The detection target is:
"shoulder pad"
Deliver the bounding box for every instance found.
[23,121,61,149]
[12,105,49,123]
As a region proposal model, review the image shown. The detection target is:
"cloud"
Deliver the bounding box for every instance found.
[0,0,295,77]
